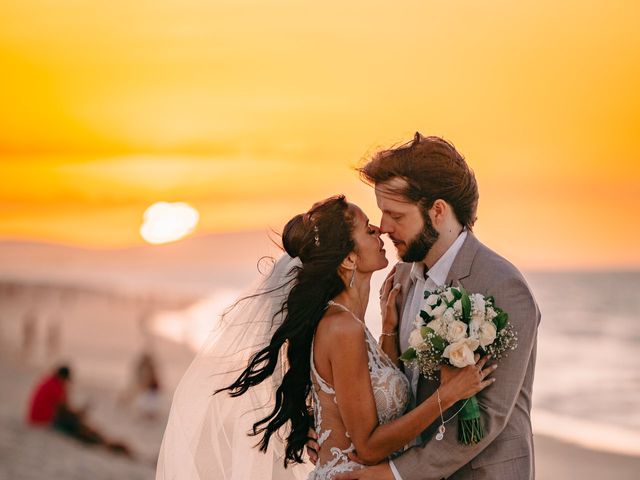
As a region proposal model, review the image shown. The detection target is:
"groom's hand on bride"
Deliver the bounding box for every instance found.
[380,265,401,332]
[333,454,394,480]
[306,428,320,465]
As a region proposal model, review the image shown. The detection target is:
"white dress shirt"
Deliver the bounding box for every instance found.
[390,230,467,480]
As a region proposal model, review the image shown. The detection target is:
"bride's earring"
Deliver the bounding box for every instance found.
[349,268,357,288]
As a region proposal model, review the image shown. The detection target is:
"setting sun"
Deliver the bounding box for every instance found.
[140,201,200,245]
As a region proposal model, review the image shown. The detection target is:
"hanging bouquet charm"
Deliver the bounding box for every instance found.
[400,285,517,444]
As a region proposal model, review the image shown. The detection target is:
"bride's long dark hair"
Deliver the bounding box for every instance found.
[215,195,355,466]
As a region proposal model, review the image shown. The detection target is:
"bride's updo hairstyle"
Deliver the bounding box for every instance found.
[217,195,356,466]
[283,195,355,268]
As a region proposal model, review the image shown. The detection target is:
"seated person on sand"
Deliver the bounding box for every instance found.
[27,364,132,456]
[118,351,162,420]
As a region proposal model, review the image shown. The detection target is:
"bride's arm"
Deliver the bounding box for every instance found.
[326,316,494,465]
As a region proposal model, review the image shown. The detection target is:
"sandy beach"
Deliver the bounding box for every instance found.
[3,344,640,480]
[3,346,640,480]
[535,435,640,480]
[1,273,640,479]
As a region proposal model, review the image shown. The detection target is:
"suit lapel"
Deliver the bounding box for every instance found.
[445,231,480,287]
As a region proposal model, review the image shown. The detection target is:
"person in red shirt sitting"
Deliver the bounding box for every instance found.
[27,365,70,425]
[26,364,132,457]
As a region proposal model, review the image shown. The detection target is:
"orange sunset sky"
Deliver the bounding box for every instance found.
[0,1,638,269]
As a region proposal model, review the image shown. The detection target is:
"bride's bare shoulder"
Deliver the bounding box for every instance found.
[315,310,365,344]
[314,311,368,378]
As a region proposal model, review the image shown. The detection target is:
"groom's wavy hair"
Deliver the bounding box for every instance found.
[216,195,355,467]
[359,132,479,230]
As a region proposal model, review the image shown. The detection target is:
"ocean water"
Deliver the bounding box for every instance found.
[525,271,640,455]
[152,269,640,456]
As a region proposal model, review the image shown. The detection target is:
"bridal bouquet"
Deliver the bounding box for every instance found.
[399,286,517,444]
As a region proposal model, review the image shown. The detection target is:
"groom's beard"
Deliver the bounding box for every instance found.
[401,214,439,263]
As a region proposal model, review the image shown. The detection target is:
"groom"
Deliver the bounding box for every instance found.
[337,133,540,479]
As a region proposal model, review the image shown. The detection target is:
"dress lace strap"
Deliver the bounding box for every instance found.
[327,300,366,327]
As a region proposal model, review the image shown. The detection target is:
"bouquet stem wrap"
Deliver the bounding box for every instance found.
[457,395,483,444]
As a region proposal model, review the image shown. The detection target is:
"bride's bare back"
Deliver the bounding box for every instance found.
[309,302,410,479]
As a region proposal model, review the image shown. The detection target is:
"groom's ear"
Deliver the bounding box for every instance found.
[430,199,449,225]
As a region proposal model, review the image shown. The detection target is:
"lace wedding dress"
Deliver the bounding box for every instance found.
[308,301,410,480]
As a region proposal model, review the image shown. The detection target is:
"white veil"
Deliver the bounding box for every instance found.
[156,254,313,480]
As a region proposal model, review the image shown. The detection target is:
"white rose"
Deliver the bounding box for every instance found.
[442,308,456,324]
[426,294,439,306]
[408,329,427,350]
[478,321,497,347]
[447,320,468,343]
[443,339,478,368]
[486,307,497,321]
[443,290,455,303]
[471,293,486,314]
[453,299,462,314]
[426,318,446,337]
[431,302,447,318]
[414,314,426,328]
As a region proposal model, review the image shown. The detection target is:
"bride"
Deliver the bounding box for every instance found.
[156,195,494,479]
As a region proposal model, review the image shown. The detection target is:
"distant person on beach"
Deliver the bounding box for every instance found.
[27,364,133,456]
[44,312,62,359]
[27,365,70,425]
[119,351,162,419]
[21,309,37,358]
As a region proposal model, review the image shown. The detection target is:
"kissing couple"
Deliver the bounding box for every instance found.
[156,133,540,480]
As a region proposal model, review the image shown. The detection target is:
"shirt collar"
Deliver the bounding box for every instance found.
[409,230,468,287]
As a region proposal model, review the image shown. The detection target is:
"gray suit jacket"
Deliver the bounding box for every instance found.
[392,232,540,480]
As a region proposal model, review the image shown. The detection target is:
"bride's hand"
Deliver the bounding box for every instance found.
[380,267,401,333]
[439,355,496,404]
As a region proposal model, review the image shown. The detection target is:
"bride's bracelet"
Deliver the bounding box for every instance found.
[380,330,398,337]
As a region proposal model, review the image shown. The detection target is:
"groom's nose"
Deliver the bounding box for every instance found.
[379,215,392,234]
